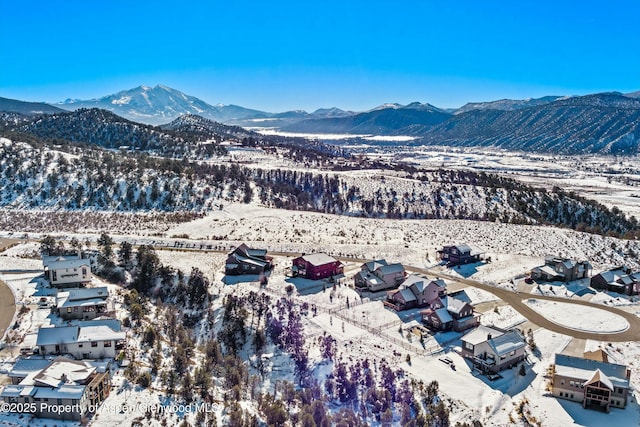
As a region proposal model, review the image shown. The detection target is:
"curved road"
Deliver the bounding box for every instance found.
[270,250,640,342]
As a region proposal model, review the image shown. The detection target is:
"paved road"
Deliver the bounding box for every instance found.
[408,266,640,342]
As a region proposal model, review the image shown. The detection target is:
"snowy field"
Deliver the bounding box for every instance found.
[524,298,630,333]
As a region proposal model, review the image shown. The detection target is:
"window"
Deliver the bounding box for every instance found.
[464,342,473,351]
[510,350,516,356]
[74,307,78,312]
[91,341,98,348]
[78,343,83,348]
[103,341,111,347]
[560,379,564,385]
[67,308,72,313]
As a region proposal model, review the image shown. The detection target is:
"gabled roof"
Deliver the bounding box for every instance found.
[441,296,469,315]
[376,263,405,275]
[298,253,339,266]
[488,331,525,355]
[554,354,630,389]
[233,243,268,259]
[364,259,388,272]
[585,369,614,391]
[434,307,453,323]
[396,288,417,303]
[448,289,472,304]
[230,253,269,268]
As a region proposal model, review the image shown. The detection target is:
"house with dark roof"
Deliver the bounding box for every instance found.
[552,353,631,412]
[461,325,526,373]
[420,290,481,332]
[532,256,592,282]
[590,266,640,296]
[225,244,273,275]
[353,259,406,292]
[385,275,447,311]
[0,357,111,421]
[437,244,484,266]
[42,254,91,288]
[292,253,343,280]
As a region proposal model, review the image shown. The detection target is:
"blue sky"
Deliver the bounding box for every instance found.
[1,0,638,112]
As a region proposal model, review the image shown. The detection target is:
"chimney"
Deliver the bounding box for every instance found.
[487,334,492,340]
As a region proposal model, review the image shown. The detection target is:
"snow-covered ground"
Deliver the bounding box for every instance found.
[524,298,630,333]
[1,205,640,426]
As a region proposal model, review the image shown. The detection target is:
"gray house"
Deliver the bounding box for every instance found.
[461,325,526,373]
[532,256,592,282]
[353,260,406,292]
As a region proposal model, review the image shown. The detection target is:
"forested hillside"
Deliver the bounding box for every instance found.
[0,136,637,238]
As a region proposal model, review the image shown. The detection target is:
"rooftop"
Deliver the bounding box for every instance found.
[554,354,630,389]
[299,253,339,266]
[462,325,505,346]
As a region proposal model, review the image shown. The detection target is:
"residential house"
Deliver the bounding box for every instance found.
[531,256,592,282]
[421,290,481,332]
[225,244,273,275]
[56,287,111,321]
[552,353,631,412]
[42,254,91,288]
[385,275,447,311]
[0,357,111,421]
[437,244,484,266]
[353,260,406,292]
[292,253,343,280]
[36,324,125,360]
[590,266,640,296]
[461,325,526,373]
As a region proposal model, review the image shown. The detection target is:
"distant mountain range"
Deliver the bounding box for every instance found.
[1,85,639,154]
[0,96,66,116]
[53,84,353,126]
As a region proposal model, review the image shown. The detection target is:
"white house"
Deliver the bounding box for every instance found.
[36,324,125,360]
[354,260,406,292]
[43,254,91,288]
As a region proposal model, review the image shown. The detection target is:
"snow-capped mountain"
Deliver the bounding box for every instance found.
[57,85,270,125]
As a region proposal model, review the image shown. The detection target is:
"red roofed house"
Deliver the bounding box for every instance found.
[292,253,343,280]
